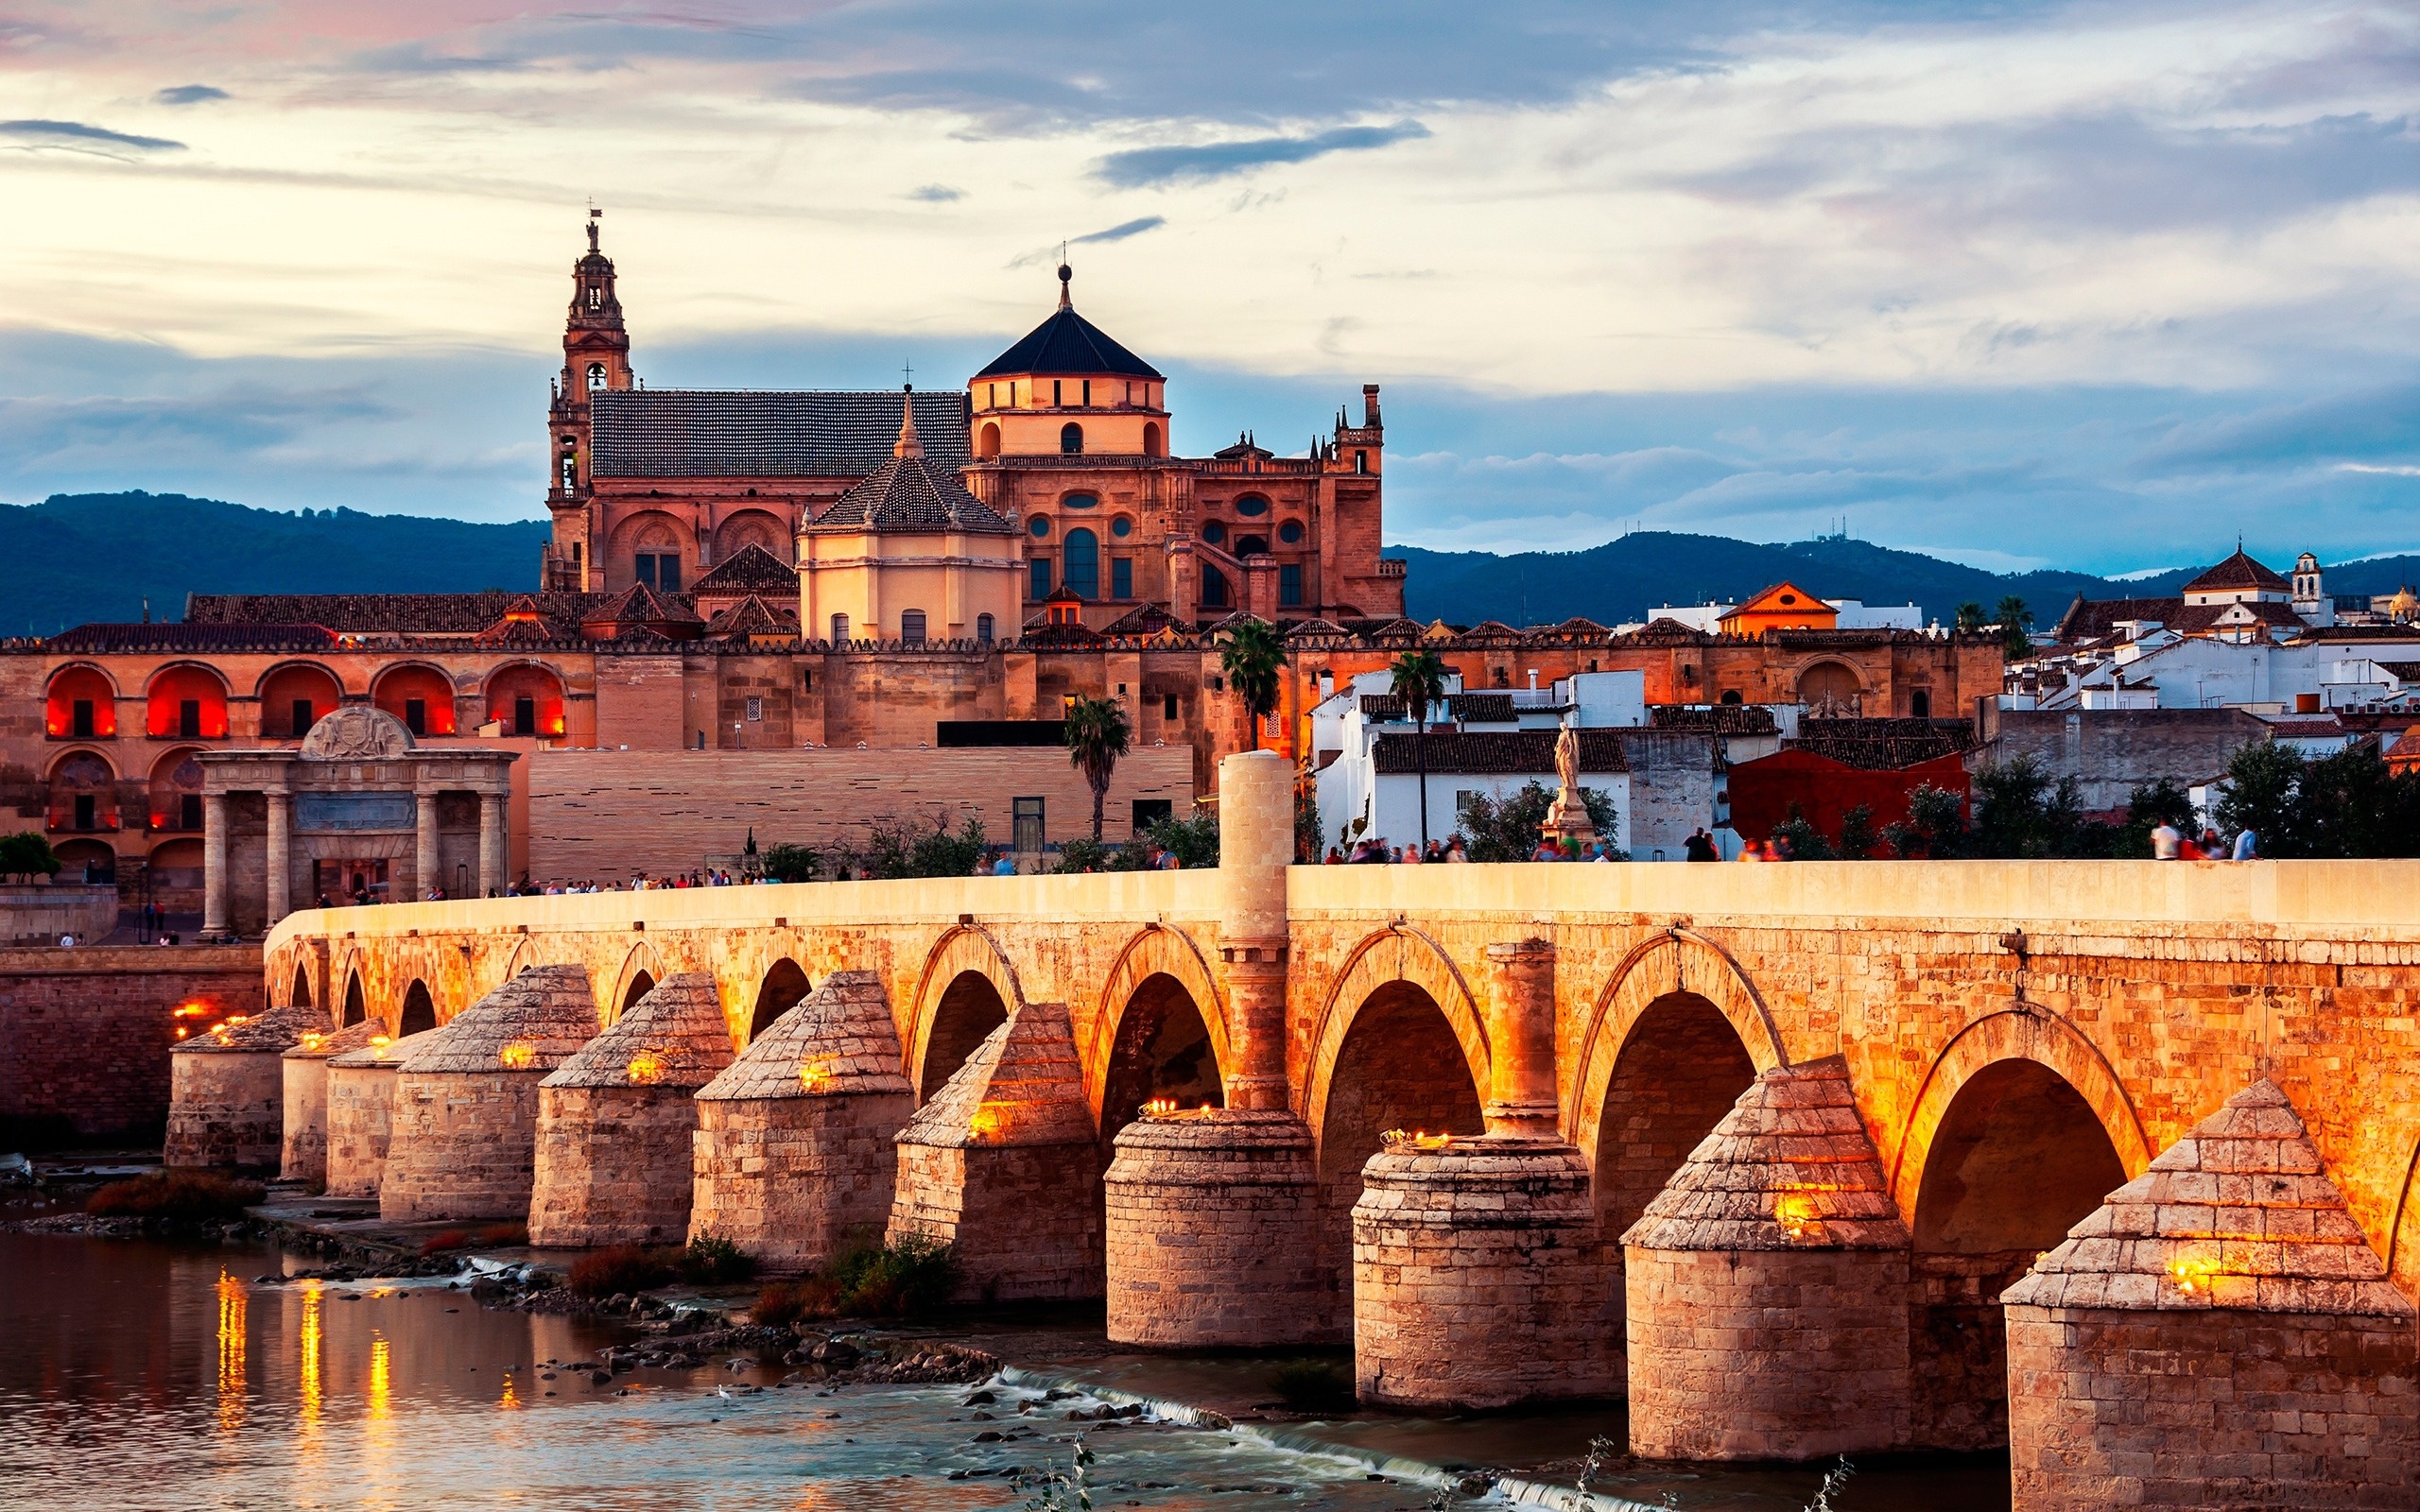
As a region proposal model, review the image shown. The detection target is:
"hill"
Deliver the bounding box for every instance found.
[0,492,550,634]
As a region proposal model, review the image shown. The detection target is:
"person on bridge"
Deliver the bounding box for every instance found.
[2233,828,2258,861]
[2151,821,2182,859]
[1685,828,1718,862]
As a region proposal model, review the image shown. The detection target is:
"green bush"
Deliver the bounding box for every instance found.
[0,830,60,884]
[87,1169,263,1221]
[762,843,818,884]
[1269,1359,1356,1413]
[680,1233,756,1286]
[825,1233,958,1317]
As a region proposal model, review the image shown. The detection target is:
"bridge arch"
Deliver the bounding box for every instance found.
[908,925,1026,1099]
[398,979,437,1037]
[2386,1141,2420,1299]
[1303,923,1487,1157]
[607,941,663,1024]
[288,963,313,1011]
[1567,927,1786,1165]
[750,958,812,1042]
[1086,925,1228,1125]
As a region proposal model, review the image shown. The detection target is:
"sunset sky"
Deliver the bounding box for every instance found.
[3,2,2417,574]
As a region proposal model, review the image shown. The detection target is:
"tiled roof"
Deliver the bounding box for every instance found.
[1370,728,1631,776]
[329,1027,432,1068]
[2262,716,2348,737]
[186,591,607,634]
[974,301,1162,381]
[806,454,1015,536]
[2181,548,2290,594]
[49,622,337,653]
[1358,692,1518,722]
[396,964,599,1074]
[1627,617,1710,644]
[704,594,799,639]
[2375,661,2420,681]
[692,543,797,595]
[174,1004,323,1055]
[542,972,734,1091]
[283,1019,389,1060]
[579,583,705,633]
[2053,594,2184,643]
[898,1000,1094,1149]
[473,595,581,646]
[1099,603,1182,638]
[589,389,972,477]
[697,971,907,1102]
[1650,704,1781,735]
[1787,716,1976,770]
[2004,1079,2410,1316]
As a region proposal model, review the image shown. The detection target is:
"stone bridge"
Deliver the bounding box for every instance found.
[262,755,2420,1506]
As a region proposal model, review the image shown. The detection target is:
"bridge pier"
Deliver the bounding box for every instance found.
[688,971,912,1270]
[323,1037,403,1198]
[2003,1079,2417,1511]
[1622,1057,1914,1460]
[1352,938,1617,1408]
[164,1004,319,1170]
[279,1019,383,1184]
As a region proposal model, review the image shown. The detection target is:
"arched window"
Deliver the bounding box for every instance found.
[1910,690,1931,718]
[900,610,927,644]
[1063,528,1100,600]
[45,666,115,740]
[977,613,995,645]
[259,663,340,738]
[486,664,566,737]
[1278,519,1305,544]
[150,749,205,833]
[1201,521,1227,546]
[977,421,1001,458]
[372,665,456,737]
[830,613,849,644]
[587,363,606,389]
[145,667,229,740]
[1235,494,1270,517]
[1061,422,1083,455]
[48,752,116,833]
[1201,564,1230,609]
[1143,421,1163,458]
[1236,534,1270,558]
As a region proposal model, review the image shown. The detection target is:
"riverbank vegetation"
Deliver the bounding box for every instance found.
[86,1169,262,1221]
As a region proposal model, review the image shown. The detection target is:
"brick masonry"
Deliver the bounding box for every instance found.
[0,943,260,1144]
[279,1019,387,1183]
[162,1004,320,1169]
[323,1049,407,1199]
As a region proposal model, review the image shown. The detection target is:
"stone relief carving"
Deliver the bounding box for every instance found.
[299,705,416,760]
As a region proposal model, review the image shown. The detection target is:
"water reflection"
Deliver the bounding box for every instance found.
[215,1267,246,1434]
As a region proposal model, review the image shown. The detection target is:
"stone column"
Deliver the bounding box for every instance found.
[1104,749,1335,1347]
[200,791,231,938]
[478,792,506,897]
[414,791,439,902]
[1352,933,1616,1408]
[264,786,291,929]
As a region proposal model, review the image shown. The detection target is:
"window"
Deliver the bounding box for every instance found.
[1063,528,1099,599]
[1278,519,1304,544]
[977,613,995,645]
[1111,558,1132,599]
[1279,563,1304,607]
[900,610,927,644]
[1720,689,1743,705]
[1081,380,1090,405]
[1110,515,1132,538]
[635,552,680,590]
[71,699,94,739]
[587,363,606,389]
[1910,690,1931,718]
[511,695,535,734]
[1143,421,1162,457]
[1028,515,1051,538]
[1062,492,1098,509]
[1052,380,1062,406]
[1029,557,1053,600]
[571,541,581,568]
[1236,534,1269,557]
[1163,693,1178,720]
[181,793,202,830]
[1201,521,1227,546]
[830,613,849,643]
[1013,796,1045,853]
[404,698,427,736]
[987,384,996,407]
[178,699,201,739]
[744,696,763,722]
[1060,422,1083,455]
[1132,799,1172,831]
[1201,564,1230,608]
[1355,450,1369,473]
[1235,494,1270,517]
[75,794,95,831]
[562,455,577,490]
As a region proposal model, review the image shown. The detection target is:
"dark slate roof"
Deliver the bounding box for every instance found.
[580,583,704,633]
[974,303,1162,381]
[805,454,1015,536]
[1787,716,1977,770]
[472,596,581,646]
[1359,692,1518,723]
[693,543,796,595]
[186,592,608,633]
[2182,549,2290,593]
[1650,704,1782,735]
[1099,603,1182,637]
[704,594,799,639]
[1370,729,1631,777]
[2376,662,2420,681]
[589,389,971,477]
[2053,593,2184,642]
[46,622,337,653]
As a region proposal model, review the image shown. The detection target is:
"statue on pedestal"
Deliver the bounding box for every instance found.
[1539,723,1599,854]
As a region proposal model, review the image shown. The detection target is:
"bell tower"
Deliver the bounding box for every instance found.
[544,208,633,590]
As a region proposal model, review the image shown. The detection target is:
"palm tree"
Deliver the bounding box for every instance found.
[1994,595,2034,660]
[1220,618,1286,748]
[1955,601,1986,633]
[1063,695,1132,842]
[1389,647,1448,850]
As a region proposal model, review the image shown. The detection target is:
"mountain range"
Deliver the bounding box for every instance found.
[8,490,2418,635]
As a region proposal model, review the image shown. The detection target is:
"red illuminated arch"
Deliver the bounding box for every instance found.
[256,662,342,738]
[144,664,230,740]
[371,663,458,737]
[147,747,206,833]
[45,747,119,833]
[482,662,566,737]
[44,664,117,739]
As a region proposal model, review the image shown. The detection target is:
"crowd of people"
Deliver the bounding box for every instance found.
[1319,834,1623,863]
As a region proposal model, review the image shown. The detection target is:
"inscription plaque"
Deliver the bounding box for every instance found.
[294,792,417,833]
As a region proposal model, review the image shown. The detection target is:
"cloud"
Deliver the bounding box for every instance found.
[906,183,962,202]
[1094,121,1430,188]
[1073,215,1164,244]
[0,119,183,151]
[154,85,229,106]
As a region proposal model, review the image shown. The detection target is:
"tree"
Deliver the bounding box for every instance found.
[2215,741,2303,854]
[761,842,817,884]
[1995,595,2034,660]
[1955,602,1987,633]
[0,831,60,883]
[1062,695,1132,842]
[2118,778,2196,858]
[1457,782,1622,861]
[1387,647,1449,850]
[1219,618,1285,747]
[1881,784,1967,858]
[1967,754,2086,858]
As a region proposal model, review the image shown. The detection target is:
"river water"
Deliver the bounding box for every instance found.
[0,1234,2007,1511]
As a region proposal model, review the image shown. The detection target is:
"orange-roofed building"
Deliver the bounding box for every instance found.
[1717,582,1840,636]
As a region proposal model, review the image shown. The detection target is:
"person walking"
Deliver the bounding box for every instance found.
[2232,827,2258,861]
[1685,828,1717,862]
[2151,821,2182,859]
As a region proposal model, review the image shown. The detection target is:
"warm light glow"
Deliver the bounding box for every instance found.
[797,1060,832,1092]
[216,1269,247,1434]
[625,1051,666,1085]
[177,1027,189,1040]
[302,1032,326,1052]
[1379,1128,1453,1150]
[1774,1194,1823,1243]
[173,1003,213,1018]
[969,1103,1005,1138]
[1142,1097,1178,1118]
[2169,1256,2220,1296]
[499,1372,522,1410]
[370,1035,392,1060]
[368,1334,391,1421]
[498,1040,536,1069]
[298,1283,322,1430]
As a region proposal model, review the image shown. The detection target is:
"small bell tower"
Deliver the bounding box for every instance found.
[544,207,634,590]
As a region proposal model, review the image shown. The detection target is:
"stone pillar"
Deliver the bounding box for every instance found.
[1102,749,1335,1346]
[413,791,439,902]
[200,791,231,938]
[478,792,506,897]
[1482,938,1558,1137]
[264,787,291,929]
[2003,1079,2416,1512]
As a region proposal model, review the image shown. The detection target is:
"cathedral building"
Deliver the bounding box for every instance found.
[542,213,1406,632]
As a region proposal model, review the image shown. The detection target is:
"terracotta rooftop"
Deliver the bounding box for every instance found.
[692,543,799,596]
[1369,729,1631,777]
[2181,548,2290,594]
[703,594,800,640]
[1623,1057,1910,1252]
[808,453,1015,536]
[695,971,907,1102]
[185,591,607,634]
[589,388,972,476]
[395,964,599,1074]
[1358,692,1517,723]
[542,971,735,1091]
[2003,1078,2411,1317]
[1650,704,1782,735]
[50,623,338,654]
[1786,716,1977,770]
[579,583,705,635]
[899,1000,1094,1149]
[175,1003,323,1055]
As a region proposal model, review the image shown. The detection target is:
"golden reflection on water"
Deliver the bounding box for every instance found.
[215,1269,246,1434]
[297,1285,322,1429]
[368,1333,391,1421]
[499,1370,522,1410]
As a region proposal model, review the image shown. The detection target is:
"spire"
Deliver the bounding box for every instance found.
[1058,251,1072,311]
[893,384,924,460]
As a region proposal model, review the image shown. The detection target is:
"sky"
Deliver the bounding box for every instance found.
[1,1,2417,576]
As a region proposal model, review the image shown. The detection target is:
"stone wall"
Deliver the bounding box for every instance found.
[890,1141,1104,1303]
[0,885,119,946]
[323,1059,398,1198]
[688,1094,911,1270]
[0,944,261,1144]
[381,1070,548,1222]
[164,1050,285,1169]
[529,1086,700,1246]
[1982,705,2273,814]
